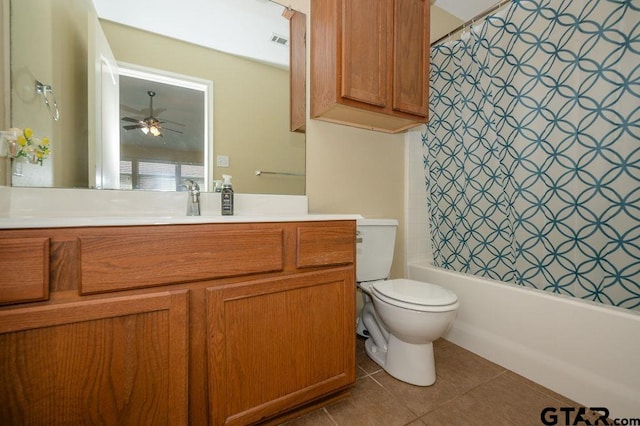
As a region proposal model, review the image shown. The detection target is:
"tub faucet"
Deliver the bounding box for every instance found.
[183,180,200,216]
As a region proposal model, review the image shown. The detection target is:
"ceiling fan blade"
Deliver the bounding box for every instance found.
[121,106,145,116]
[123,124,144,130]
[163,127,184,134]
[122,117,142,123]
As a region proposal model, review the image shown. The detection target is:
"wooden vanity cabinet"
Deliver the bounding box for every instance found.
[0,220,356,425]
[311,0,430,133]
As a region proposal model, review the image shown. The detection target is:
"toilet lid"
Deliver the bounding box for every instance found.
[372,279,458,307]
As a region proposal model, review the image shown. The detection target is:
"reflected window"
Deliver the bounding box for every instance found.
[119,159,204,190]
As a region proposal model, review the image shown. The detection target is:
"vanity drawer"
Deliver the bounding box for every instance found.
[0,237,50,305]
[296,222,355,268]
[79,227,284,294]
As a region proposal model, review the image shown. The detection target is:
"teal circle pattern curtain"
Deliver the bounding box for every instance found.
[423,0,640,310]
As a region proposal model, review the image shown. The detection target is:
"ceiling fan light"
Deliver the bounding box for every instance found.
[150,126,161,137]
[141,127,149,135]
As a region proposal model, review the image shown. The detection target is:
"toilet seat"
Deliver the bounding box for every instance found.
[371,279,458,312]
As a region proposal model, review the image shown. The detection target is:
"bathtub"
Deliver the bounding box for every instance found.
[408,261,640,419]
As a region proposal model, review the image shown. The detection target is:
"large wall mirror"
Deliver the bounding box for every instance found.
[6,0,305,195]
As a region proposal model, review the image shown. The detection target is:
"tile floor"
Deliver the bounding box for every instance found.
[284,337,598,426]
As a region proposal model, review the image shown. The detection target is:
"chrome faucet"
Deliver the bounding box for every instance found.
[183,180,201,216]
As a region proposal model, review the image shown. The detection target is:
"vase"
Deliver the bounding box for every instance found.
[12,156,25,176]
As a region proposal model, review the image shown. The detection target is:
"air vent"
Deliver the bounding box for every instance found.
[270,33,289,46]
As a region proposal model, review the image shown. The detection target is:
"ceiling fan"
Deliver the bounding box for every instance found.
[121,90,184,137]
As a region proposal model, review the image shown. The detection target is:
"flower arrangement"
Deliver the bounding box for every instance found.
[9,127,50,165]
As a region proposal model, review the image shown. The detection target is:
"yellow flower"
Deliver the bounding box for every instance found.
[8,126,50,165]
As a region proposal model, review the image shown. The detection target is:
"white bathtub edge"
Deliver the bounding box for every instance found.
[408,261,640,419]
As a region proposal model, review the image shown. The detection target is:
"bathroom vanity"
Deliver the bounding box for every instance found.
[0,218,356,425]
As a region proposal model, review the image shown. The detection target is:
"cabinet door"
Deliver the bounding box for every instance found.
[288,9,307,133]
[0,291,189,425]
[208,269,355,425]
[392,0,430,116]
[341,0,391,107]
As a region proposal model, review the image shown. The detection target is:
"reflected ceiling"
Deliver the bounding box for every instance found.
[91,0,290,69]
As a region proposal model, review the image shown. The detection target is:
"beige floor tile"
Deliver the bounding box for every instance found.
[281,408,336,426]
[419,391,519,426]
[324,376,418,426]
[504,373,612,425]
[467,371,570,425]
[432,338,452,350]
[371,369,461,417]
[505,371,577,406]
[434,342,505,393]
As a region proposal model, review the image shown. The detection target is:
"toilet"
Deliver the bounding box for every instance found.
[356,218,459,386]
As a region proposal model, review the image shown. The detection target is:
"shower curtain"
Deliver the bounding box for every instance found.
[424,0,640,310]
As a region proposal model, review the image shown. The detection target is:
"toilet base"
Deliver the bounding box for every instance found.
[364,337,386,368]
[365,335,436,387]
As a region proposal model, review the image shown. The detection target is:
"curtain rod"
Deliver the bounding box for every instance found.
[431,0,512,46]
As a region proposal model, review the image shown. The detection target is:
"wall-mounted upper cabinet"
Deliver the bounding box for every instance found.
[287,9,307,133]
[310,0,430,133]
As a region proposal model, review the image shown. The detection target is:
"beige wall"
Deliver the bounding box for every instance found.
[6,0,92,188]
[0,0,7,184]
[101,21,305,196]
[430,6,464,43]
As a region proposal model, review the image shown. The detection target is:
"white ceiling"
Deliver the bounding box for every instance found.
[91,0,291,69]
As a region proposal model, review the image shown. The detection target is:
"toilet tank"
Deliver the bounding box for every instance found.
[356,218,398,282]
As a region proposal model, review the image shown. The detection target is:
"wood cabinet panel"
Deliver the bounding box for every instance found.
[0,237,49,305]
[0,290,188,425]
[297,222,355,268]
[392,0,430,116]
[341,0,389,107]
[207,269,356,425]
[80,227,284,294]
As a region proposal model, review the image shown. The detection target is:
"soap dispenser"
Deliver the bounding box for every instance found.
[221,174,234,215]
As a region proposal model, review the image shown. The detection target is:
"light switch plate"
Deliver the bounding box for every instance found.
[216,155,229,167]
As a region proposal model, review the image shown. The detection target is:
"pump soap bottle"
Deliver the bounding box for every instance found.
[221,174,234,215]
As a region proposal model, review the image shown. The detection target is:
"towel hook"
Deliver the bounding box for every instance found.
[35,80,60,121]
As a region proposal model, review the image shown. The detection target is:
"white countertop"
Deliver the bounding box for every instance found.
[0,187,362,229]
[0,213,362,229]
